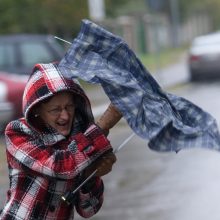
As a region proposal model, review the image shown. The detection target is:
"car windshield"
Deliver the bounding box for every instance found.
[193,34,220,47]
[0,35,65,75]
[20,42,53,67]
[0,44,16,70]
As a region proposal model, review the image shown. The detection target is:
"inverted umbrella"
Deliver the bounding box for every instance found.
[59,19,220,152]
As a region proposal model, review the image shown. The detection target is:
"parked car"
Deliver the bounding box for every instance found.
[0,34,66,130]
[188,32,220,81]
[0,71,27,130]
[0,34,65,74]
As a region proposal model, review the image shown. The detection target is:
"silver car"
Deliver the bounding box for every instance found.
[188,32,220,81]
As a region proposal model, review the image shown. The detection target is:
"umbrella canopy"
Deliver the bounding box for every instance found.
[59,19,220,153]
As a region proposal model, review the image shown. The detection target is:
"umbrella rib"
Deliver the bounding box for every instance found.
[54,36,71,45]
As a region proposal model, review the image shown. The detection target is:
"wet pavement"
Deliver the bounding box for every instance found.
[75,122,220,220]
[74,80,220,220]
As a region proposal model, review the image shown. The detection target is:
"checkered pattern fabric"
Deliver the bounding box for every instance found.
[59,19,220,152]
[0,63,112,220]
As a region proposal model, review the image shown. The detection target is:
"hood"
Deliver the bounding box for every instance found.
[22,63,94,130]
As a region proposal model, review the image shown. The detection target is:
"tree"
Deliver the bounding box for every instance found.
[0,0,89,38]
[1,0,220,36]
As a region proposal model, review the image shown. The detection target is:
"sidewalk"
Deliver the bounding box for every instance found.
[153,54,190,89]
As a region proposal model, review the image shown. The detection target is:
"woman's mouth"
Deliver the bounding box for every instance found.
[57,121,69,128]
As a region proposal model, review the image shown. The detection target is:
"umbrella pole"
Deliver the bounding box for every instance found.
[61,133,135,205]
[54,36,136,204]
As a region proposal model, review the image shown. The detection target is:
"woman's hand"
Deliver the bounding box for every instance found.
[84,152,117,177]
[95,152,117,176]
[96,103,122,136]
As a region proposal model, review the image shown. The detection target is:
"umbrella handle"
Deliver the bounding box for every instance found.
[61,170,97,205]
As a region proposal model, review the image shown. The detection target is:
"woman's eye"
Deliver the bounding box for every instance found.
[49,108,60,114]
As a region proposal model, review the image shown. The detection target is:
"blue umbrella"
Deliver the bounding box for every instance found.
[58,19,220,153]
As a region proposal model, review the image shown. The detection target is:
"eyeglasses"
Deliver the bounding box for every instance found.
[47,104,75,117]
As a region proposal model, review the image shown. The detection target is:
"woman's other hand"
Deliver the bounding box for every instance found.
[84,152,117,177]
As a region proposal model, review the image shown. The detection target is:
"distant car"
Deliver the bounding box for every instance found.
[0,34,65,75]
[188,32,220,81]
[0,34,66,130]
[0,71,27,130]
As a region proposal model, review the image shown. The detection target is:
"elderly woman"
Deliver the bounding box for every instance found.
[0,63,122,220]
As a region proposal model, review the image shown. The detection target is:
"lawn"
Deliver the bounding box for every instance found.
[138,46,188,73]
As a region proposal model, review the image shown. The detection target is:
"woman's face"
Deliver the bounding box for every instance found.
[38,92,75,136]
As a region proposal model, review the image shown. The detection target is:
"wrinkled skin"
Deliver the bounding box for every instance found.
[38,92,75,137]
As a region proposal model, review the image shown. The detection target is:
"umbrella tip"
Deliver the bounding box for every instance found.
[54,36,71,45]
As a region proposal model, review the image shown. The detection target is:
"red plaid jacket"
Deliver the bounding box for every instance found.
[0,63,112,220]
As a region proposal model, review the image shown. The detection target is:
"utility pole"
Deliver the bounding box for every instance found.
[170,0,180,47]
[87,0,105,21]
[145,0,162,76]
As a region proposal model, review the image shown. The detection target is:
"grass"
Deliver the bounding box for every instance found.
[138,46,188,73]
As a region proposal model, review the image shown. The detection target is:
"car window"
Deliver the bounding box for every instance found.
[19,42,54,67]
[0,43,16,70]
[193,35,220,47]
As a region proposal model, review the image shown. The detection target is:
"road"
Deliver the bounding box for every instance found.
[1,56,220,220]
[79,80,220,220]
[76,57,220,219]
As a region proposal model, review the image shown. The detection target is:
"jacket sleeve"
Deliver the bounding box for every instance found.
[5,120,112,180]
[75,176,104,218]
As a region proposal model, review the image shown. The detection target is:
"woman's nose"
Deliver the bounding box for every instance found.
[59,109,70,119]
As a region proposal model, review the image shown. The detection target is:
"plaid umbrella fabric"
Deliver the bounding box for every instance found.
[59,19,220,152]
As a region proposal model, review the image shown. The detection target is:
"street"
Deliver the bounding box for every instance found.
[79,80,220,220]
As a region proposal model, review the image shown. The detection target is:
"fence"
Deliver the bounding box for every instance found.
[98,12,213,54]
